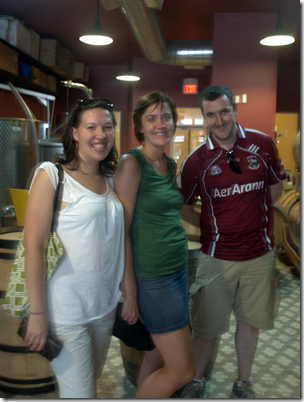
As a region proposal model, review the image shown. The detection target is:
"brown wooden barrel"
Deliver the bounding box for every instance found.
[0,226,57,395]
[119,342,144,387]
[0,226,24,295]
[283,223,300,273]
[292,130,300,169]
[273,204,288,249]
[273,190,300,249]
[120,239,220,388]
[120,336,221,389]
[288,200,300,226]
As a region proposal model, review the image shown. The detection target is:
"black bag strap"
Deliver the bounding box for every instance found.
[51,164,64,233]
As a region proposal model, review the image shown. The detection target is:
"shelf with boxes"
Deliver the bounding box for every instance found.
[39,39,89,82]
[0,17,88,98]
[0,17,73,96]
[0,38,66,97]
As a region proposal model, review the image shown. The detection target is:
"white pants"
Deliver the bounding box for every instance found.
[50,308,116,398]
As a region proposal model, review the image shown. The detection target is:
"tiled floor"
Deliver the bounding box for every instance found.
[0,258,300,399]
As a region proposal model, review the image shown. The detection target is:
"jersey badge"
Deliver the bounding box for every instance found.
[209,165,222,175]
[247,156,260,170]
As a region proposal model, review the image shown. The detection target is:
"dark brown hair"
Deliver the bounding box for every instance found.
[133,91,178,143]
[199,85,236,115]
[55,98,118,176]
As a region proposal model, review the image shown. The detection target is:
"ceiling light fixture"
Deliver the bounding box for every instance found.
[177,50,213,55]
[79,0,113,46]
[116,42,140,82]
[260,0,295,46]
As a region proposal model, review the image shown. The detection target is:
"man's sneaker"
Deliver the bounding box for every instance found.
[180,379,207,398]
[230,379,255,398]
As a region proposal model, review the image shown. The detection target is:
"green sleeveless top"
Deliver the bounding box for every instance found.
[126,148,188,278]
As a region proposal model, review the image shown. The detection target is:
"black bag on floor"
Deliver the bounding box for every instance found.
[112,302,155,351]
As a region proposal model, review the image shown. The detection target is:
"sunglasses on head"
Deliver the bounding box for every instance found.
[78,98,114,110]
[225,149,242,174]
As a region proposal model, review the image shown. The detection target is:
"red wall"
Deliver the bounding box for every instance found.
[0,12,299,154]
[276,65,300,112]
[87,60,212,153]
[212,13,278,139]
[86,13,281,152]
[130,58,211,150]
[0,88,47,121]
[86,65,132,152]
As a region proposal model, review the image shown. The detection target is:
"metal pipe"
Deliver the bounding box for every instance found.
[106,0,213,68]
[8,82,39,165]
[61,80,93,99]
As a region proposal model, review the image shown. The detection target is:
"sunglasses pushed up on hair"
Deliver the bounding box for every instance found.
[78,98,114,110]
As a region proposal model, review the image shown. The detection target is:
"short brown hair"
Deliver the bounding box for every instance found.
[133,92,178,143]
[199,85,236,114]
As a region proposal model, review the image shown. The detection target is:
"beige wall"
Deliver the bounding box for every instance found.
[275,113,299,172]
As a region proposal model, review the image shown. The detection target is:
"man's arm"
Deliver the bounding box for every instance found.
[181,204,200,228]
[269,182,284,205]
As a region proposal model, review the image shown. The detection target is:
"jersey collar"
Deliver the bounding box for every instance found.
[207,123,247,150]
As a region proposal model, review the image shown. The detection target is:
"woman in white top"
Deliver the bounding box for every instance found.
[23,98,134,398]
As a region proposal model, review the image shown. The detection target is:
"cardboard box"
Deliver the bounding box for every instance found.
[0,19,8,40]
[31,66,41,85]
[6,18,28,54]
[18,61,32,77]
[39,39,69,69]
[79,66,89,82]
[46,75,57,92]
[77,66,90,82]
[39,38,73,77]
[3,18,40,59]
[57,42,70,60]
[0,41,18,75]
[40,71,47,87]
[73,62,84,79]
[27,28,40,60]
[40,71,47,88]
[67,50,75,77]
[68,49,75,63]
[39,38,58,65]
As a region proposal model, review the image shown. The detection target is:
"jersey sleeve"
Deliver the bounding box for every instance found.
[177,155,200,205]
[267,139,287,185]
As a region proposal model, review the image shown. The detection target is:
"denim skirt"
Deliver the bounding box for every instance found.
[135,265,188,335]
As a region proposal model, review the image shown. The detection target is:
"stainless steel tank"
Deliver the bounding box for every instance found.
[39,138,64,163]
[0,118,38,227]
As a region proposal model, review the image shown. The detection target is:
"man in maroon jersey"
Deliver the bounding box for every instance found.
[178,85,286,398]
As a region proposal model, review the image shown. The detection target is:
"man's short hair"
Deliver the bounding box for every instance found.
[199,85,235,113]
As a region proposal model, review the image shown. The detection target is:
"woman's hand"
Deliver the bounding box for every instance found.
[121,296,139,326]
[24,314,48,352]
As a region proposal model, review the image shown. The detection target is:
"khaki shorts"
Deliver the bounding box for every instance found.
[188,248,280,339]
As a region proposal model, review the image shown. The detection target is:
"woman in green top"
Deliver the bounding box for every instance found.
[114,92,195,398]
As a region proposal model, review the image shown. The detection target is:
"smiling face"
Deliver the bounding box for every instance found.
[139,102,174,148]
[202,95,238,149]
[72,107,115,165]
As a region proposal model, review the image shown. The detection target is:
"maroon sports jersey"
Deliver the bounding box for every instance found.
[179,123,287,261]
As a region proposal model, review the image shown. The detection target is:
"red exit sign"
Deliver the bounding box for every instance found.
[183,84,197,94]
[183,78,198,94]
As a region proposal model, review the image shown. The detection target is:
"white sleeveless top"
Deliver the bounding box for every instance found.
[30,162,124,325]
